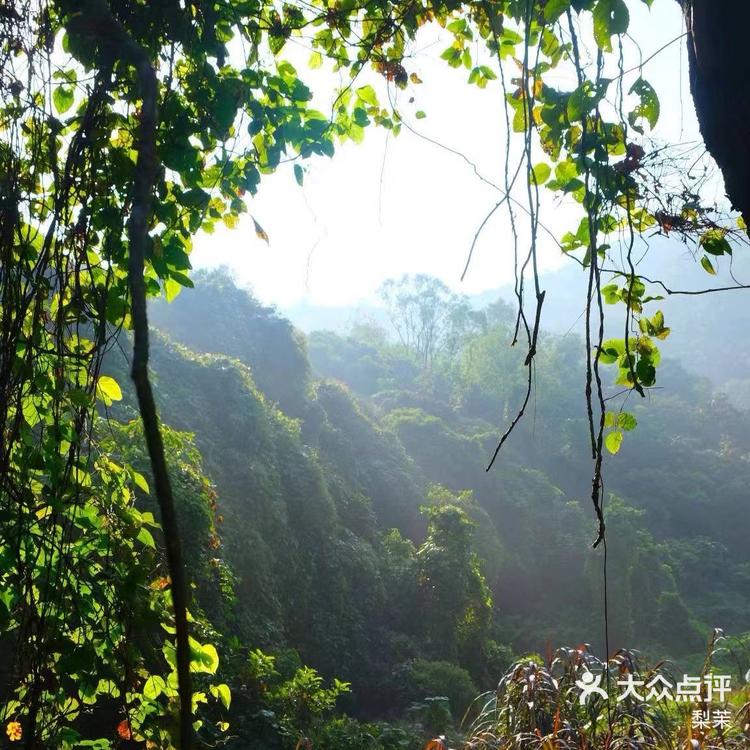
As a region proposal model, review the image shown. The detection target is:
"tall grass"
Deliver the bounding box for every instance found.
[436,634,750,749]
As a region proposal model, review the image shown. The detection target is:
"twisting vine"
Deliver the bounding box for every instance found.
[71,1,195,745]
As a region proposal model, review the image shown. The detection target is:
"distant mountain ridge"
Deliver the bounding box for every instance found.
[282,237,750,389]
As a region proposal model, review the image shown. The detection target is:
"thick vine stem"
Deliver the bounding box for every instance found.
[66,2,194,746]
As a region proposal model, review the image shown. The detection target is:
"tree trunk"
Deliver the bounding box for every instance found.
[681,0,750,227]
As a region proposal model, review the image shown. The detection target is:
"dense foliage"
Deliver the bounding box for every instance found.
[305,273,750,658]
[115,269,747,747]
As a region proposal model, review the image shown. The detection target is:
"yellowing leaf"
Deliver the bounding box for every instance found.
[150,576,171,591]
[192,691,208,711]
[116,720,132,740]
[6,722,22,742]
[253,217,269,244]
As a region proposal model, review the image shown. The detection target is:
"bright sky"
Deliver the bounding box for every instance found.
[190,2,705,310]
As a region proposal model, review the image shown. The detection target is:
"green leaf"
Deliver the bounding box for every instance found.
[700,255,716,275]
[700,229,731,256]
[97,679,120,698]
[441,45,463,68]
[636,359,656,386]
[170,270,194,288]
[131,470,150,494]
[179,188,210,208]
[628,78,660,132]
[598,338,625,365]
[355,85,378,106]
[531,162,551,184]
[143,675,166,700]
[294,163,304,186]
[567,79,610,122]
[617,412,637,431]
[22,396,40,427]
[605,430,623,455]
[601,283,620,304]
[544,0,572,22]
[79,680,97,705]
[164,277,183,303]
[593,0,630,52]
[555,160,580,188]
[468,65,496,89]
[190,638,220,674]
[137,527,156,549]
[164,642,177,670]
[210,683,232,710]
[96,375,122,405]
[53,85,74,114]
[269,32,287,55]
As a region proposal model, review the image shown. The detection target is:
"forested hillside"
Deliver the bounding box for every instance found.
[107,269,750,740]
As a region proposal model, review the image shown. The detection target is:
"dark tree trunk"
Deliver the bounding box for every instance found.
[681,0,750,227]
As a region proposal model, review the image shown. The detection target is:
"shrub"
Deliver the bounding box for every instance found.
[407,659,478,719]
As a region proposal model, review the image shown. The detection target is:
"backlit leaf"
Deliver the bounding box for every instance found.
[210,682,231,709]
[531,162,551,184]
[96,375,122,405]
[593,0,629,52]
[605,431,623,455]
[700,255,716,275]
[53,85,74,114]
